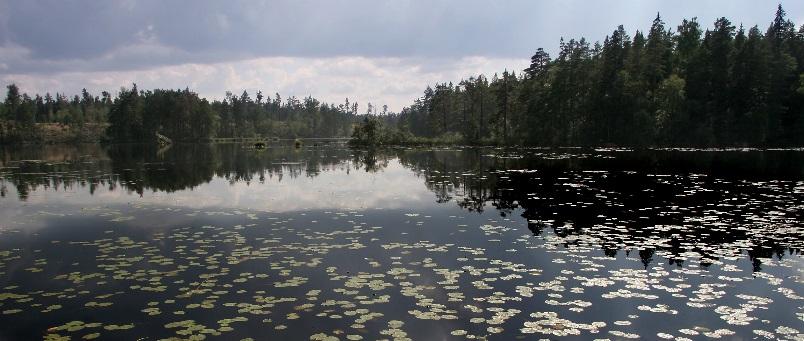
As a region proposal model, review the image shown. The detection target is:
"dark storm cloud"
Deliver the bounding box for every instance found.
[2,0,541,67]
[1,0,802,75]
[7,1,140,59]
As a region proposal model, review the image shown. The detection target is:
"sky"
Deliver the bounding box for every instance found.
[1,0,802,112]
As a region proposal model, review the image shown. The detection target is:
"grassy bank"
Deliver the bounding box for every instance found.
[0,122,108,144]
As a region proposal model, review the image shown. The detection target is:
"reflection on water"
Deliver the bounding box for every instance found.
[0,144,802,340]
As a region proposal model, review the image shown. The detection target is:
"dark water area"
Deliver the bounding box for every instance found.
[0,144,802,340]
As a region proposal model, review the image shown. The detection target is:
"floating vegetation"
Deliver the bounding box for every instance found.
[0,146,803,339]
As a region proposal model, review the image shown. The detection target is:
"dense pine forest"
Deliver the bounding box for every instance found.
[3,6,804,147]
[360,6,804,147]
[0,84,362,143]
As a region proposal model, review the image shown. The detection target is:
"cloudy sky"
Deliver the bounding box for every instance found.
[1,0,802,111]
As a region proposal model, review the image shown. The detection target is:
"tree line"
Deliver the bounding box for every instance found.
[1,83,366,143]
[361,6,804,147]
[5,6,804,147]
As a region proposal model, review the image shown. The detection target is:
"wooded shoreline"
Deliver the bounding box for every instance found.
[4,6,804,148]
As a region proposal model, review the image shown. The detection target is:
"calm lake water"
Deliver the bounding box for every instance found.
[0,144,802,340]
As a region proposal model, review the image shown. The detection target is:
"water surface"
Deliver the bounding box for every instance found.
[0,144,802,340]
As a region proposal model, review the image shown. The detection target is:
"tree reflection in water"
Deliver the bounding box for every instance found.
[1,144,802,270]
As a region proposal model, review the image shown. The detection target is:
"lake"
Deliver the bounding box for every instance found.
[0,144,802,340]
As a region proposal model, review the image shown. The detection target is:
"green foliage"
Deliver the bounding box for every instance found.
[2,84,361,143]
[213,93,358,140]
[106,87,228,142]
[654,74,687,143]
[350,116,382,146]
[349,115,467,147]
[389,6,804,147]
[798,74,804,95]
[5,6,804,147]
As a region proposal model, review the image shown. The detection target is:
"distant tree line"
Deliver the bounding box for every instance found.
[0,84,113,143]
[1,84,112,127]
[208,90,360,140]
[2,84,364,143]
[371,6,804,147]
[6,6,804,147]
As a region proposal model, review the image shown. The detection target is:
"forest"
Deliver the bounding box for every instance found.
[0,84,361,143]
[361,5,804,147]
[3,6,804,147]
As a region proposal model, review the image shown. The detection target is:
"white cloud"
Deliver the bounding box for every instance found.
[5,160,435,213]
[0,43,31,64]
[1,55,527,112]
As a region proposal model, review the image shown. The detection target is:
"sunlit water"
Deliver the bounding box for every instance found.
[0,144,802,340]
